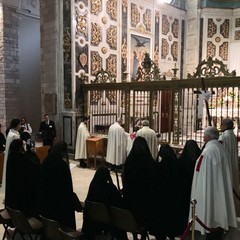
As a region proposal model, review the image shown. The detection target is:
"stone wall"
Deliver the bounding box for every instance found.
[0,4,20,131]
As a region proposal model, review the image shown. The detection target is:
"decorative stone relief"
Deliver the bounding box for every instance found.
[76,12,88,38]
[91,23,102,46]
[131,3,140,28]
[63,27,71,62]
[107,0,117,21]
[220,19,229,38]
[107,25,117,50]
[171,41,178,61]
[106,54,117,76]
[90,51,102,75]
[172,19,179,38]
[162,15,170,35]
[106,90,117,105]
[161,39,169,59]
[219,42,228,61]
[90,0,102,15]
[207,41,216,58]
[121,37,127,66]
[235,30,240,40]
[143,9,151,32]
[208,19,217,38]
[235,18,240,27]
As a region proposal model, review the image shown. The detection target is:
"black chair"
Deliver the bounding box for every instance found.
[39,215,61,240]
[58,227,85,240]
[6,207,43,240]
[0,209,14,240]
[110,206,149,240]
[84,200,113,238]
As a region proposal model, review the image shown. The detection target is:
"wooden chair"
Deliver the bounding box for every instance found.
[6,207,43,240]
[0,209,14,240]
[39,215,61,240]
[35,145,50,164]
[58,227,85,240]
[110,206,149,240]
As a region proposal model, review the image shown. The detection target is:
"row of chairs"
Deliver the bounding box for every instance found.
[0,207,84,240]
[0,201,149,240]
[85,200,150,240]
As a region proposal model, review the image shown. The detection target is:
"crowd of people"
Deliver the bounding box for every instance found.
[77,117,239,240]
[0,115,239,240]
[0,115,82,232]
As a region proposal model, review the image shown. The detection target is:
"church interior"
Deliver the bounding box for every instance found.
[1,0,240,239]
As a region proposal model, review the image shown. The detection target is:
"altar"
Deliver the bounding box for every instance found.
[86,136,107,169]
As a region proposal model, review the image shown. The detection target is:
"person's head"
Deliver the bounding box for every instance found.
[91,167,112,185]
[117,117,123,125]
[142,120,149,127]
[181,140,201,161]
[43,114,49,121]
[10,119,21,131]
[20,132,31,142]
[158,144,177,161]
[51,141,69,164]
[220,118,234,132]
[8,139,25,156]
[204,126,219,143]
[83,116,90,124]
[130,136,151,156]
[21,117,27,125]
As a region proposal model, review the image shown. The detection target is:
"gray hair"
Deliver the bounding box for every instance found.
[222,118,234,129]
[204,126,219,139]
[142,120,149,126]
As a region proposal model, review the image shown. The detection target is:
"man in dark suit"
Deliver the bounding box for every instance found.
[39,114,56,147]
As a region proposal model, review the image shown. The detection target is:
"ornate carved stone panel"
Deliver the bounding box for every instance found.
[91,23,102,46]
[107,0,117,21]
[90,51,102,75]
[107,25,117,49]
[131,3,140,28]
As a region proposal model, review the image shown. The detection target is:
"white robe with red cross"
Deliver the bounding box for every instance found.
[189,139,237,234]
[219,129,240,216]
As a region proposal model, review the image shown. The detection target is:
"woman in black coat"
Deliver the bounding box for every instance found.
[5,139,41,217]
[177,140,202,234]
[150,144,180,240]
[82,166,125,239]
[39,141,78,229]
[123,136,155,239]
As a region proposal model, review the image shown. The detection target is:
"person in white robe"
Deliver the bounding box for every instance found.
[219,118,240,216]
[75,116,90,168]
[136,120,159,160]
[189,126,237,239]
[106,118,128,167]
[1,119,21,192]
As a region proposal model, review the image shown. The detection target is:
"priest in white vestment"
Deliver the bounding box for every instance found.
[75,116,90,168]
[136,120,158,160]
[219,118,240,216]
[106,118,128,167]
[1,119,21,192]
[189,126,237,239]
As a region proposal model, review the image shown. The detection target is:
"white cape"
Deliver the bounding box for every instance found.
[189,140,237,234]
[75,122,90,159]
[106,122,128,165]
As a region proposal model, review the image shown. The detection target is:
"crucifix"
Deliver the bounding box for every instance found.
[194,77,214,127]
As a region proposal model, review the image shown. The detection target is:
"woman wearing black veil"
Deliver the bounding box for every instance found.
[123,136,155,239]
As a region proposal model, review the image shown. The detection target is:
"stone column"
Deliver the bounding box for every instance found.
[40,0,63,141]
[0,3,20,130]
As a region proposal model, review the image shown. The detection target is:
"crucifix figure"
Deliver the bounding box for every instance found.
[194,77,214,128]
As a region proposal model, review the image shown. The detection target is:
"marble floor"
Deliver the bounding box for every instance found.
[0,159,240,240]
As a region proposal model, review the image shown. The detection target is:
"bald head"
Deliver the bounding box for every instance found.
[204,126,219,142]
[142,120,149,126]
[221,118,234,131]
